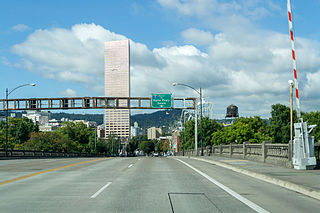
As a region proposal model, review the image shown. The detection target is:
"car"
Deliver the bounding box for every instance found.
[153,153,159,157]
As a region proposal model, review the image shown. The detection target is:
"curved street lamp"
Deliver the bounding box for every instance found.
[172,82,203,156]
[5,83,36,157]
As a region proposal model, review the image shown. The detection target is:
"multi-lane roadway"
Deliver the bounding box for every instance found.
[0,157,319,212]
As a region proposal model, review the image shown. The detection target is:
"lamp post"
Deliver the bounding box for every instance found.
[180,109,186,156]
[173,82,204,156]
[5,83,36,157]
[288,80,294,143]
[94,126,97,156]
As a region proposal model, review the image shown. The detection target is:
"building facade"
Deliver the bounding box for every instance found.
[104,40,130,139]
[130,122,140,139]
[147,127,162,140]
[171,129,181,153]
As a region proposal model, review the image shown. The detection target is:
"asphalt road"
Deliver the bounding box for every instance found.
[0,157,319,213]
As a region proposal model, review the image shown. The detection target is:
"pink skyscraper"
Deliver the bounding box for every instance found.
[104,40,130,139]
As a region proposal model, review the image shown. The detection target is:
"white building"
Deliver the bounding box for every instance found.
[104,40,130,139]
[130,122,139,139]
[147,127,162,140]
[23,110,50,126]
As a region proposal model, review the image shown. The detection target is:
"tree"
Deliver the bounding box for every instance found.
[127,136,139,154]
[24,132,67,152]
[211,116,271,145]
[57,122,95,152]
[0,117,38,149]
[269,104,297,143]
[180,117,223,149]
[138,141,154,154]
[106,134,121,155]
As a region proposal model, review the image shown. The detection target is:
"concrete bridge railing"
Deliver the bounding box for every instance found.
[178,142,293,168]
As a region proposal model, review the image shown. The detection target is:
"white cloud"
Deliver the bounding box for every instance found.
[181,28,214,46]
[157,0,241,17]
[1,56,10,66]
[11,24,31,32]
[11,23,164,89]
[59,88,78,97]
[9,0,320,118]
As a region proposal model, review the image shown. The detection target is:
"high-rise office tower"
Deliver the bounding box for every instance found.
[104,40,130,139]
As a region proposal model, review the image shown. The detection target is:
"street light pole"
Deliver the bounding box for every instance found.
[288,80,294,143]
[5,83,36,157]
[95,126,97,155]
[5,88,8,157]
[200,88,203,156]
[172,82,203,156]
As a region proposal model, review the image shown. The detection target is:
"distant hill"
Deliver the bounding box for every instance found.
[130,109,182,130]
[50,112,104,125]
[3,109,182,131]
[1,111,104,126]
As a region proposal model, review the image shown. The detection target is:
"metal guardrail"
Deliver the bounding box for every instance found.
[0,149,108,159]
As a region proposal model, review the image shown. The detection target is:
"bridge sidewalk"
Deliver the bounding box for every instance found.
[184,155,320,201]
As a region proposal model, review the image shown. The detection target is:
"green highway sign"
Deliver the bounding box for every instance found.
[151,94,172,108]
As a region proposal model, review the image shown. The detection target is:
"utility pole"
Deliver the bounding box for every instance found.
[94,126,97,155]
[67,120,69,154]
[289,80,294,143]
[5,88,8,157]
[200,88,203,156]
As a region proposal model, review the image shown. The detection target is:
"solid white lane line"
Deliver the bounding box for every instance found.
[128,164,133,168]
[175,158,270,213]
[90,182,112,199]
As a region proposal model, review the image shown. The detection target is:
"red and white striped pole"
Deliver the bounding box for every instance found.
[287,0,301,119]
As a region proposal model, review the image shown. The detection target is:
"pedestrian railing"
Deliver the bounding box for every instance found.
[179,142,293,168]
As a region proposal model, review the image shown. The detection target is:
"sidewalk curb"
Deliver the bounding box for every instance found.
[182,156,320,201]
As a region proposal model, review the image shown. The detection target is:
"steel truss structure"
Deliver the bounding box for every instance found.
[0,96,196,111]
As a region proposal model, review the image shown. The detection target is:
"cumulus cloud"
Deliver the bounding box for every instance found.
[59,88,78,97]
[11,24,31,32]
[9,1,320,117]
[181,28,214,46]
[12,23,165,88]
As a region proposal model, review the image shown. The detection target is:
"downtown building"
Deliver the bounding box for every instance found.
[104,40,130,140]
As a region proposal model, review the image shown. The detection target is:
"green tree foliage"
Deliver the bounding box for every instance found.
[106,134,121,155]
[24,132,67,152]
[0,117,38,149]
[182,119,195,150]
[138,140,154,154]
[93,138,109,154]
[211,117,271,144]
[127,136,139,154]
[201,117,224,146]
[56,122,95,152]
[181,117,223,149]
[269,104,298,143]
[154,139,169,153]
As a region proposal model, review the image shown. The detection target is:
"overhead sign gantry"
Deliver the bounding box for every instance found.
[0,96,196,111]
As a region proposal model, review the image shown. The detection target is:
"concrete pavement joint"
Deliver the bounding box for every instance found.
[186,157,320,201]
[0,158,108,186]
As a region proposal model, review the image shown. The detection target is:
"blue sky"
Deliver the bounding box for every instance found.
[1,0,320,118]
